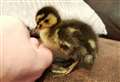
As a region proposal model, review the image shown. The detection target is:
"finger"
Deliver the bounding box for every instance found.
[31,44,53,78]
[37,44,53,69]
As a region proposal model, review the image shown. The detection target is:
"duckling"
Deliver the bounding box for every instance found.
[31,6,98,76]
[49,20,98,76]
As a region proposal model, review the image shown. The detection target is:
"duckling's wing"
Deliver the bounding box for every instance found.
[58,25,97,57]
[58,27,78,48]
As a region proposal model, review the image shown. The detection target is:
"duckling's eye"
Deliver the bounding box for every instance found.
[39,24,42,28]
[37,24,42,29]
[44,19,49,23]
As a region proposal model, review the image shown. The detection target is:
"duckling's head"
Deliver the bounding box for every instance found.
[35,6,61,30]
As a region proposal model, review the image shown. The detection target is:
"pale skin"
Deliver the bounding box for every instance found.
[0,16,53,82]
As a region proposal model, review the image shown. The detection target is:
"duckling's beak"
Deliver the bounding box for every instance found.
[30,29,40,39]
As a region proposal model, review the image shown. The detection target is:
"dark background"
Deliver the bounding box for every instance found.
[85,0,120,41]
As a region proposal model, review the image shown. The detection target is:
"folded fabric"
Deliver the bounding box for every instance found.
[1,0,107,35]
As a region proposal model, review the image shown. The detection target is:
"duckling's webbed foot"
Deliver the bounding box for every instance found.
[51,61,79,76]
[51,66,67,74]
[63,60,79,75]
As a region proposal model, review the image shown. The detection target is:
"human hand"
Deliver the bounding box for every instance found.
[0,16,53,82]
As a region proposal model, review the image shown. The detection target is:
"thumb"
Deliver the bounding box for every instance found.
[37,44,53,70]
[30,38,53,77]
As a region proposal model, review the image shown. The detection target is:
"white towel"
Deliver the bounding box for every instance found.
[1,0,107,35]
